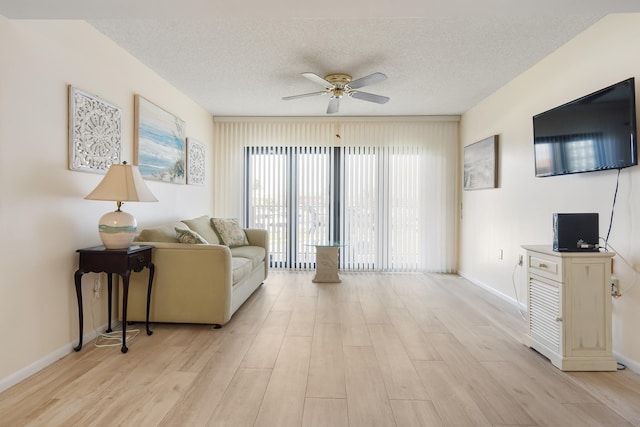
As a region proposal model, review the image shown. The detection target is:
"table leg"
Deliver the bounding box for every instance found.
[106,273,113,333]
[145,263,155,336]
[73,270,84,351]
[120,271,131,353]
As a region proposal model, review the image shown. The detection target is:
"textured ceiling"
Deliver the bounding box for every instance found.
[87,17,601,117]
[2,1,640,117]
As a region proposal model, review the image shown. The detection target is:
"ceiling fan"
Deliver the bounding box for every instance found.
[282,72,390,114]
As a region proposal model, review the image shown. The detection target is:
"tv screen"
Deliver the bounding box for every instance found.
[533,78,637,177]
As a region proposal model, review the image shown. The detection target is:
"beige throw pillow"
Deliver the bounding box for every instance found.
[211,218,249,247]
[175,228,209,244]
[181,215,220,244]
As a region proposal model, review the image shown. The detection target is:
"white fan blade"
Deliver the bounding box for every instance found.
[348,72,387,89]
[350,91,390,104]
[327,97,340,114]
[282,91,327,101]
[302,72,334,88]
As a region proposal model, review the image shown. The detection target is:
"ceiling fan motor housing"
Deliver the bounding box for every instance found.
[324,73,352,85]
[325,73,352,98]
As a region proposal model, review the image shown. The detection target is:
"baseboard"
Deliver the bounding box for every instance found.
[0,323,108,394]
[613,351,640,373]
[458,270,527,311]
[459,271,639,374]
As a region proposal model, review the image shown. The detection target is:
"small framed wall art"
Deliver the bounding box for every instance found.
[463,135,499,190]
[134,95,186,184]
[68,86,122,174]
[186,138,205,185]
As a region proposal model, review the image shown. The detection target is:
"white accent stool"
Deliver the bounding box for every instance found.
[522,245,616,371]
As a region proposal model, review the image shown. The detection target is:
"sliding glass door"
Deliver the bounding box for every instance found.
[246,145,425,272]
[246,146,334,269]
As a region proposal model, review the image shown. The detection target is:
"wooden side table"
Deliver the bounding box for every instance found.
[74,245,155,353]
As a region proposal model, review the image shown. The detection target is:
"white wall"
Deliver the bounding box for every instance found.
[0,18,214,389]
[460,14,640,370]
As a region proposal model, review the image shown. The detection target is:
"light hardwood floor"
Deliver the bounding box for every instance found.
[1,271,640,426]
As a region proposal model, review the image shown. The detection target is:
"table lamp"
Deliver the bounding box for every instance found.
[85,162,158,249]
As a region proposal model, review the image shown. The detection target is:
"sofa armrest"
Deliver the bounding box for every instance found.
[127,242,235,324]
[244,228,267,247]
[243,228,269,279]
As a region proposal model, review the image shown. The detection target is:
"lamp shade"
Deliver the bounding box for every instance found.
[85,163,158,203]
[85,163,157,249]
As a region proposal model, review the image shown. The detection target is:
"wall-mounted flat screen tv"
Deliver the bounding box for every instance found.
[533,77,637,177]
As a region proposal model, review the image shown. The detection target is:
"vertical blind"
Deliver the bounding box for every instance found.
[213,118,459,273]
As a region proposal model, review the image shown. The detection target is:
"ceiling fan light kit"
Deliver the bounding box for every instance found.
[283,71,389,114]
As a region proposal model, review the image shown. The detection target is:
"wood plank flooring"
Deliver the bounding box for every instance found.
[1,271,640,426]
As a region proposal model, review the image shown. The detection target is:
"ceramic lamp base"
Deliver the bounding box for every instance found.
[98,210,137,249]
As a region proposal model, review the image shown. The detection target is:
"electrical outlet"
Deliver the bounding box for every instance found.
[498,249,503,260]
[93,278,101,298]
[611,277,620,298]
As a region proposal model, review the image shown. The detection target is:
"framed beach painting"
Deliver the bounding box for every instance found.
[134,95,186,184]
[463,135,498,190]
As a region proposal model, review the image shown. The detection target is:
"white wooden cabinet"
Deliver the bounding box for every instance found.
[522,245,616,371]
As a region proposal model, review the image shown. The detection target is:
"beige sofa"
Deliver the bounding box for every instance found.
[120,215,268,327]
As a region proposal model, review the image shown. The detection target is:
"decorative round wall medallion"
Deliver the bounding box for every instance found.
[69,86,122,174]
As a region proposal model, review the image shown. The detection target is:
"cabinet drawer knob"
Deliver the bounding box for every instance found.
[539,263,547,268]
[556,317,563,322]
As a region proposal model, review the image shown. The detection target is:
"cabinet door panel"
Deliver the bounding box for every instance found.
[528,276,562,353]
[566,261,608,356]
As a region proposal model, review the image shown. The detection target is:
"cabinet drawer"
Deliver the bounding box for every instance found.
[528,254,562,281]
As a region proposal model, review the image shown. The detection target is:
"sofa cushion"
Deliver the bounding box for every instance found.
[232,257,253,285]
[175,228,208,244]
[135,221,189,243]
[211,218,249,247]
[230,246,266,269]
[181,215,220,244]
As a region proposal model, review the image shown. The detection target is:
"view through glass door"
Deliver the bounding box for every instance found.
[245,145,423,271]
[245,146,334,269]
